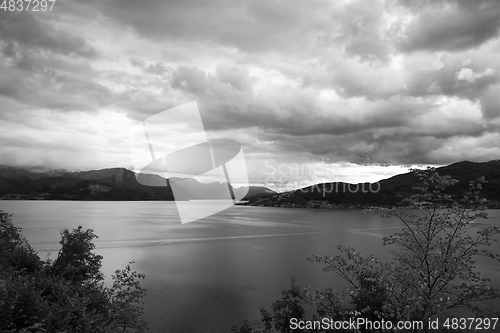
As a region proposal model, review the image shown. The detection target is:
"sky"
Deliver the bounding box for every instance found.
[1,0,500,190]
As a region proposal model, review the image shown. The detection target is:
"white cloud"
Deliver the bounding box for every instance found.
[457,67,494,83]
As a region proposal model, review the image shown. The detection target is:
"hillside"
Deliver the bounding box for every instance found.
[246,160,500,209]
[0,166,275,201]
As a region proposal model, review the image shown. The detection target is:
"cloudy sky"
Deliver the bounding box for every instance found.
[1,0,500,189]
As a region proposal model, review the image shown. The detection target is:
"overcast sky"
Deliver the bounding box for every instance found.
[1,0,500,188]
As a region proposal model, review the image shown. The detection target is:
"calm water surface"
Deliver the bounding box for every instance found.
[2,201,499,333]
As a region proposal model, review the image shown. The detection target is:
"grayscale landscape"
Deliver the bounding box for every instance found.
[1,1,500,332]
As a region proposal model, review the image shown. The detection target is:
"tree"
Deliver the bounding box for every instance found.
[0,212,149,333]
[308,167,500,331]
[381,168,500,321]
[52,226,104,284]
[231,276,307,333]
[262,275,307,333]
[106,262,148,333]
[306,246,390,332]
[0,210,40,274]
[231,320,254,333]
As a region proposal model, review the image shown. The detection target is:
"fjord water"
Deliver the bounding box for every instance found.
[2,201,500,332]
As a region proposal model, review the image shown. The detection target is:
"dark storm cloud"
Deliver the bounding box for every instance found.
[334,0,391,62]
[130,59,172,76]
[215,63,253,91]
[398,0,500,52]
[172,66,211,96]
[480,83,500,119]
[168,63,489,149]
[0,64,112,112]
[74,0,328,54]
[406,61,498,100]
[0,10,107,114]
[0,11,96,57]
[253,118,492,165]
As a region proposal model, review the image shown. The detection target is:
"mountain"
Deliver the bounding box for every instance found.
[246,160,500,209]
[2,161,499,205]
[0,166,275,201]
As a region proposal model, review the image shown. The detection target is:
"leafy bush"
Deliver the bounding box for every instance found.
[0,211,148,332]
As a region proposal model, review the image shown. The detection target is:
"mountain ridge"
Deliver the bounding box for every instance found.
[1,161,499,207]
[245,160,500,209]
[0,166,275,201]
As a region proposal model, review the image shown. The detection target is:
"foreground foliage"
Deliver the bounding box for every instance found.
[231,168,500,332]
[0,211,148,332]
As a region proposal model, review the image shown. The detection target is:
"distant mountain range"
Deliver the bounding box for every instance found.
[1,161,500,207]
[0,166,275,201]
[245,160,500,209]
